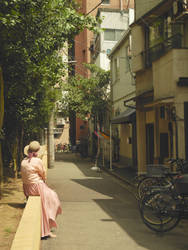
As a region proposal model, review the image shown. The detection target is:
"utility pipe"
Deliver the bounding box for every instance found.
[120,0,123,11]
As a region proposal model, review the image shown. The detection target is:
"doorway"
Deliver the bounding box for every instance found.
[146,123,154,164]
[160,133,169,163]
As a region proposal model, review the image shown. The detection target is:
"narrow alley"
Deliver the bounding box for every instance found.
[41,153,188,250]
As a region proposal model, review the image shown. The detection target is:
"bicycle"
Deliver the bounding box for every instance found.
[137,158,188,200]
[139,167,188,233]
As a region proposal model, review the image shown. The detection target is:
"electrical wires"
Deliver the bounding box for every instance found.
[85,0,105,16]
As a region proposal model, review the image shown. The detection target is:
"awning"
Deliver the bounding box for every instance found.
[144,96,174,108]
[111,108,136,124]
[123,90,153,106]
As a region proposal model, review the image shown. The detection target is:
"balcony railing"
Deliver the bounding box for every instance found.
[143,33,183,68]
[54,128,63,134]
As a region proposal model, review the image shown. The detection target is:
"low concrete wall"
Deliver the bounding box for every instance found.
[38,144,48,172]
[11,196,41,250]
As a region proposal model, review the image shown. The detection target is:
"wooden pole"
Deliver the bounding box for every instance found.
[48,112,55,168]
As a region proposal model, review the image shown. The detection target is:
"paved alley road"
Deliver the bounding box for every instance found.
[41,153,188,250]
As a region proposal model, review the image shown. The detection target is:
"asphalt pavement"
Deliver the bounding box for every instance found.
[41,153,188,250]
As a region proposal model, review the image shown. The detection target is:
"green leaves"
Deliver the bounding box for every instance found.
[61,64,110,120]
[0,0,100,154]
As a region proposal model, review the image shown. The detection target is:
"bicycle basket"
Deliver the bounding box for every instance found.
[146,164,170,177]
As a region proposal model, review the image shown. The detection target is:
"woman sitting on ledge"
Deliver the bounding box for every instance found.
[21,141,62,238]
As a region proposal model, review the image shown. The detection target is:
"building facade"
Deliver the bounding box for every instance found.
[131,0,188,173]
[89,5,134,162]
[72,0,133,150]
[109,28,137,168]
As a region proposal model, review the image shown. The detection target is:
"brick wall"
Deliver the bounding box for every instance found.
[74,0,135,141]
[75,0,135,77]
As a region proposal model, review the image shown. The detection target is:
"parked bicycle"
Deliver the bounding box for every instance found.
[139,162,188,233]
[137,158,188,200]
[56,143,71,152]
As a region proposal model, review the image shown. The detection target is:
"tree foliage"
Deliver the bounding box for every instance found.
[61,64,111,120]
[0,0,100,170]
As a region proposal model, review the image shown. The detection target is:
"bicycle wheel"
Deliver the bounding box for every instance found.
[137,177,170,200]
[139,191,181,232]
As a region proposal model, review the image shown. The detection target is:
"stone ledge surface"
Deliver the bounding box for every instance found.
[11,196,41,250]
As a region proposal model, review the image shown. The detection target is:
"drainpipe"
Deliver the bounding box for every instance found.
[120,0,123,11]
[126,0,130,9]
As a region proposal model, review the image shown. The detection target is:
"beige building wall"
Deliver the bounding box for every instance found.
[153,49,188,100]
[136,69,153,95]
[136,110,146,173]
[131,25,145,72]
[135,0,163,20]
[132,0,188,173]
[146,110,154,124]
[153,49,188,159]
[120,124,132,163]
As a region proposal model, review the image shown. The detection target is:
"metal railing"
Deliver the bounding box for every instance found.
[143,33,183,68]
[54,128,63,134]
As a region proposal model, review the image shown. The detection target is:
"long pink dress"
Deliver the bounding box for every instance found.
[21,157,62,237]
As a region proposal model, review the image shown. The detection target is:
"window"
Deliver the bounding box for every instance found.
[104,29,124,41]
[102,0,110,4]
[149,18,164,47]
[160,106,165,119]
[104,29,115,41]
[148,13,183,48]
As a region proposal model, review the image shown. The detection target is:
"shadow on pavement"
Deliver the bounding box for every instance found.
[54,152,188,250]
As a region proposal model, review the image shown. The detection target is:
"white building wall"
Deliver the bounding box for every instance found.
[99,52,111,70]
[101,11,129,30]
[95,54,101,68]
[111,41,135,113]
[94,9,136,107]
[94,10,130,70]
[129,8,135,25]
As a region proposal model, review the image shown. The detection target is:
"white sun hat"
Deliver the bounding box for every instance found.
[24,141,41,156]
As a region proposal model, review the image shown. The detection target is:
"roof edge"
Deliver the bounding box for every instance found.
[108,28,131,58]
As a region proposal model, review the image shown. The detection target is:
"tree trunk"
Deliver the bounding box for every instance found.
[0,67,4,198]
[12,135,19,179]
[18,125,24,173]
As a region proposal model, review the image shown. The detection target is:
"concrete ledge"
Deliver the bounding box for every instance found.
[11,196,41,250]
